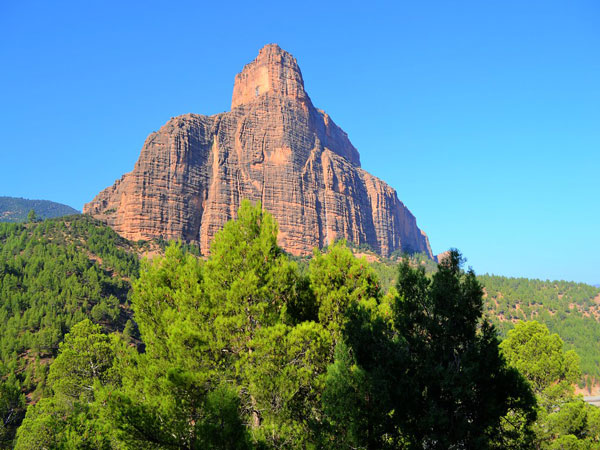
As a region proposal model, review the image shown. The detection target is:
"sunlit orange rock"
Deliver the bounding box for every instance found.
[84,44,433,257]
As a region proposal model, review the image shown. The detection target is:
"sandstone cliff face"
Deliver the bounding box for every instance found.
[84,44,433,258]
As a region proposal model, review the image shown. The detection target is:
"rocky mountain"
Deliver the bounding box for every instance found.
[0,196,79,222]
[85,44,433,257]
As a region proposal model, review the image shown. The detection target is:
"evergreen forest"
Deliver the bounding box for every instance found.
[1,203,599,448]
[370,257,600,391]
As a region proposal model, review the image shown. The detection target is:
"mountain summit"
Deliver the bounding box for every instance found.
[232,44,309,109]
[84,44,433,257]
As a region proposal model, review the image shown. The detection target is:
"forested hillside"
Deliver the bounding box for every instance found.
[368,255,600,391]
[0,215,139,444]
[0,197,79,222]
[480,275,600,390]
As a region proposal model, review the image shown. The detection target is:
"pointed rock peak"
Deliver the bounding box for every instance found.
[231,44,309,109]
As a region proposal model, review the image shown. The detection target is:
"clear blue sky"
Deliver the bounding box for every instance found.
[1,1,598,284]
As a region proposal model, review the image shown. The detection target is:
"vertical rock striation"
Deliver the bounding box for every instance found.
[84,44,433,258]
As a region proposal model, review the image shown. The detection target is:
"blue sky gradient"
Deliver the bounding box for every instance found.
[1,0,598,283]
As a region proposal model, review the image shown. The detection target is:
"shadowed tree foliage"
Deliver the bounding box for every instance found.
[319,248,536,449]
[0,380,25,447]
[311,241,399,449]
[322,308,408,449]
[392,250,536,449]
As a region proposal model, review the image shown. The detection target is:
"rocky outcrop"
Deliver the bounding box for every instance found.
[84,44,433,258]
[436,251,451,264]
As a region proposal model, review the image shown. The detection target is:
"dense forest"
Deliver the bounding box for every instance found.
[0,215,139,445]
[480,275,600,389]
[1,205,599,448]
[367,254,600,392]
[0,197,79,223]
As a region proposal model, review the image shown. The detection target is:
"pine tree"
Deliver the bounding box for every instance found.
[501,321,600,448]
[394,250,536,449]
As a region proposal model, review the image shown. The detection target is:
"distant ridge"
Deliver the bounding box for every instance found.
[0,196,80,222]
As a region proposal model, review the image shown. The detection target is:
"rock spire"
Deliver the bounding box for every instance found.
[232,44,308,109]
[84,44,433,258]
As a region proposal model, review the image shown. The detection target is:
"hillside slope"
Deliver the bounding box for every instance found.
[480,274,600,391]
[364,253,600,390]
[0,196,79,222]
[0,215,139,402]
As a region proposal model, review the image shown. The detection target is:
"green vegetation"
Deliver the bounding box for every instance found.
[501,321,600,448]
[370,260,600,388]
[0,197,79,223]
[0,381,24,448]
[1,204,599,448]
[370,251,437,293]
[9,202,538,449]
[392,252,536,449]
[0,215,139,443]
[480,275,600,386]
